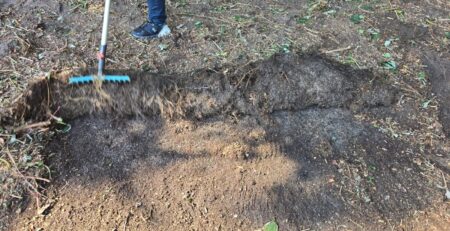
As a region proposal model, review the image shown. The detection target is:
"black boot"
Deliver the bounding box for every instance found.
[131,21,163,40]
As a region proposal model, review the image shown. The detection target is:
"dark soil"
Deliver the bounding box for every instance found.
[9,54,448,230]
[424,51,450,137]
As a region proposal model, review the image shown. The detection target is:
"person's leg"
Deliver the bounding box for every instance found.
[148,0,166,25]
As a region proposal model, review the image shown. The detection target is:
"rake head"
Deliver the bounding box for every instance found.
[69,75,131,84]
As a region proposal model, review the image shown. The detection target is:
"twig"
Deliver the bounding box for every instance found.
[11,174,51,183]
[212,41,224,53]
[323,46,352,54]
[441,170,448,190]
[5,147,47,208]
[302,26,320,35]
[123,212,130,231]
[14,121,52,134]
[349,218,364,229]
[0,157,11,169]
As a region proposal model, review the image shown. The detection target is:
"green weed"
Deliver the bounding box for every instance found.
[417,71,426,85]
[350,14,364,24]
[263,220,278,231]
[382,53,392,59]
[297,16,311,24]
[343,53,360,68]
[421,99,433,109]
[213,5,228,13]
[394,9,405,21]
[382,60,397,70]
[70,0,89,10]
[194,21,203,29]
[367,28,380,41]
[367,176,375,185]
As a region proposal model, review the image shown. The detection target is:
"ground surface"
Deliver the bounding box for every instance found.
[1,0,450,230]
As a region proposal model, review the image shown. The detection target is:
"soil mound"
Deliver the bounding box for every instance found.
[424,51,450,137]
[11,54,446,230]
[18,54,396,120]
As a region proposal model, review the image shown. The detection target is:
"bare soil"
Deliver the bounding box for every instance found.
[7,54,450,230]
[1,0,450,230]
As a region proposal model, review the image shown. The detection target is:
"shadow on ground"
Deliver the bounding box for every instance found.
[10,53,446,230]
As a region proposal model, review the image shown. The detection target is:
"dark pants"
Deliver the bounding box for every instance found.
[148,0,166,25]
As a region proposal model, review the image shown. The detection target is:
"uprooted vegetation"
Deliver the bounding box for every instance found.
[18,53,400,118]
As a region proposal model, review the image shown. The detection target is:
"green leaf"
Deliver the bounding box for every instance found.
[417,71,426,84]
[297,16,311,24]
[368,28,380,41]
[383,53,392,58]
[382,60,397,70]
[233,15,243,22]
[350,14,364,24]
[57,124,72,133]
[263,221,279,231]
[445,32,450,39]
[194,21,203,29]
[422,99,432,109]
[279,43,291,53]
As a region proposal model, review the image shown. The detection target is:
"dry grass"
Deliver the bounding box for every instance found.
[0,131,50,212]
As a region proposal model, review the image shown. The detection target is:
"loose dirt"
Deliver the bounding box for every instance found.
[8,54,449,230]
[2,0,450,230]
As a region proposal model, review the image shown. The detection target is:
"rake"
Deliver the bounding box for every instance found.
[69,0,130,84]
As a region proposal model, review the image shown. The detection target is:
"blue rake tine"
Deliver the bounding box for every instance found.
[69,76,94,84]
[104,75,131,82]
[69,75,130,84]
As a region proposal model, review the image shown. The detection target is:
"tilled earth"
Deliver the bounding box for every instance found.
[1,0,450,230]
[8,54,450,230]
